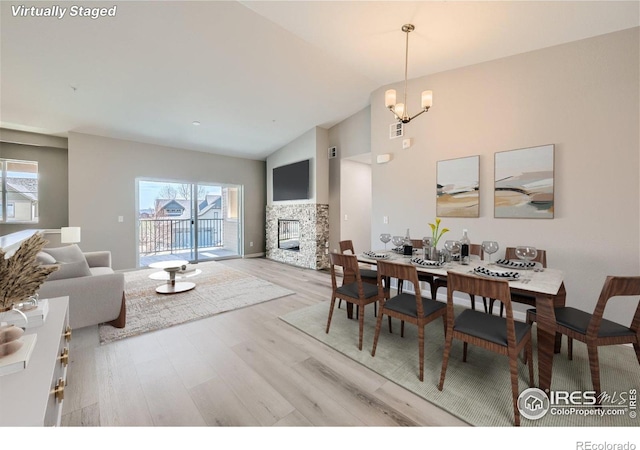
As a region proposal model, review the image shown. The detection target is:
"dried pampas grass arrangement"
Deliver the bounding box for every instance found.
[0,233,58,310]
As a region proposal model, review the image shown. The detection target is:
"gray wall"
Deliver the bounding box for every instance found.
[369,28,639,325]
[327,106,371,253]
[68,132,266,270]
[0,132,69,235]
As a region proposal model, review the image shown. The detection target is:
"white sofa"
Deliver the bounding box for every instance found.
[37,247,126,329]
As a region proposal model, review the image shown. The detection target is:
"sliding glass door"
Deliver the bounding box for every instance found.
[137,179,242,267]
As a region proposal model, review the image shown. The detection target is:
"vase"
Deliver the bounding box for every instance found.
[428,245,439,261]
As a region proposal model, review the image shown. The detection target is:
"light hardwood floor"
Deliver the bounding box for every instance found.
[61,257,467,427]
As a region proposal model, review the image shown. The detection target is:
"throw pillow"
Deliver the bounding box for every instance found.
[41,245,92,281]
[36,251,56,265]
[42,244,86,263]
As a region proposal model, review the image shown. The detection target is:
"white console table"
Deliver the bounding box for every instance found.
[0,296,71,426]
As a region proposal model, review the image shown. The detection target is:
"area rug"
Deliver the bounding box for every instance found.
[281,302,640,427]
[99,261,294,344]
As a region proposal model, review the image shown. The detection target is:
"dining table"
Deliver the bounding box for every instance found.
[356,249,566,392]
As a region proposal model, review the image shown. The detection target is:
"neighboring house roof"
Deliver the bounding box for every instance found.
[155,196,221,219]
[155,199,188,218]
[6,178,37,201]
[199,195,221,215]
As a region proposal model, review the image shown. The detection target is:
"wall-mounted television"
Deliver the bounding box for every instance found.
[273,159,311,201]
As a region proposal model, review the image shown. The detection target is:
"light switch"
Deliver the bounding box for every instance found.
[344,214,348,221]
[118,216,124,223]
[383,216,389,224]
[402,138,412,149]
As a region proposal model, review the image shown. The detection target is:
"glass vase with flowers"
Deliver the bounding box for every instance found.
[428,218,449,260]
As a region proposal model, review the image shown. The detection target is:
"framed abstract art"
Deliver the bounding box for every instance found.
[436,155,479,218]
[494,144,554,219]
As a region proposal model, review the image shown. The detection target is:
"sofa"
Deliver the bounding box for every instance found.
[36,245,126,329]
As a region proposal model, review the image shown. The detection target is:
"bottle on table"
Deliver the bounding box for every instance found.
[460,229,470,265]
[403,228,413,256]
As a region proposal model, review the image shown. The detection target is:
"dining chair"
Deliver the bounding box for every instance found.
[431,244,488,311]
[490,247,548,317]
[438,271,534,426]
[339,240,378,316]
[371,260,447,381]
[326,252,382,350]
[525,275,640,399]
[397,239,437,300]
[339,240,378,284]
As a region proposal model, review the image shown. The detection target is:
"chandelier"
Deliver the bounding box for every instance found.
[385,24,433,124]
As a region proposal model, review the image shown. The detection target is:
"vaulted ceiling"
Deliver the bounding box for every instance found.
[1,1,638,159]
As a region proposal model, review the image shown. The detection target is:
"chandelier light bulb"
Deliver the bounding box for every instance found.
[421,91,433,109]
[385,89,397,108]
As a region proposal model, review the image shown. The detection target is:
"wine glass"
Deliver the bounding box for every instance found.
[422,236,432,259]
[379,233,391,250]
[482,241,499,265]
[515,246,538,267]
[391,235,404,250]
[444,240,461,264]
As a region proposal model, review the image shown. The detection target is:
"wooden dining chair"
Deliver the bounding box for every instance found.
[371,260,447,381]
[526,276,640,399]
[431,244,488,311]
[338,240,378,316]
[326,252,381,350]
[438,271,534,426]
[339,240,378,284]
[490,247,548,317]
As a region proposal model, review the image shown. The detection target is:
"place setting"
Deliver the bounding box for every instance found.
[494,246,544,271]
[410,257,444,268]
[362,250,390,260]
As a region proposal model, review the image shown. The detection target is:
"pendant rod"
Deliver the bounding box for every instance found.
[403,27,409,119]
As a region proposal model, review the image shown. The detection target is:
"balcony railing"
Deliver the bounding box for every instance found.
[278,219,300,251]
[139,218,224,255]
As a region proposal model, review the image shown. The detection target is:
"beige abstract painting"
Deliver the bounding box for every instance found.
[436,155,479,217]
[494,144,554,218]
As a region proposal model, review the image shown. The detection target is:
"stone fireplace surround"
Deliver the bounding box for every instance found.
[266,203,329,270]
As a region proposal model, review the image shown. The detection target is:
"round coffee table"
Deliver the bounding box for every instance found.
[148,260,199,294]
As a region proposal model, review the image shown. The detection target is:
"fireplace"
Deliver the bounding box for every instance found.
[266,204,329,270]
[278,219,300,251]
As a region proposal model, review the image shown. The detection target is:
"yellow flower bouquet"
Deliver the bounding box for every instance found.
[428,218,449,248]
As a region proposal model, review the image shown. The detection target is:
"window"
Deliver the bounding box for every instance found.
[1,159,39,223]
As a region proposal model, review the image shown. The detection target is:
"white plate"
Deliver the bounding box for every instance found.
[495,259,537,270]
[411,258,444,267]
[362,252,389,260]
[473,267,520,281]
